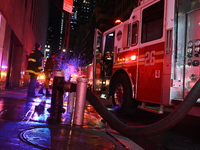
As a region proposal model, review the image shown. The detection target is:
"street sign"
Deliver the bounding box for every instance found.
[63,0,73,13]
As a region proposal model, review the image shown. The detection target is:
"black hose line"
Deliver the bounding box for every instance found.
[86,79,200,137]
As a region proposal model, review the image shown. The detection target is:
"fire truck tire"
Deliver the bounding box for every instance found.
[86,79,200,137]
[112,73,137,115]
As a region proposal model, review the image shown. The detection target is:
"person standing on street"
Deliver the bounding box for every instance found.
[38,52,56,97]
[25,42,44,98]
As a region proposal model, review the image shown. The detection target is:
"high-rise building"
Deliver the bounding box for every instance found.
[69,0,96,51]
[45,0,64,57]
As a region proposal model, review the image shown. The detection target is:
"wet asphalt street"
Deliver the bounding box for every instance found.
[84,92,200,150]
[0,89,142,150]
[0,88,200,150]
[107,106,200,150]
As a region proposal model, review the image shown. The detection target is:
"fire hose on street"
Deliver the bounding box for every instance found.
[48,70,200,137]
[86,79,200,137]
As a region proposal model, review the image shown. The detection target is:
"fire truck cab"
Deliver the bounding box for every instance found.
[92,0,200,116]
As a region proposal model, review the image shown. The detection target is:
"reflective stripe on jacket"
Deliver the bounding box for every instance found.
[28,58,36,62]
[25,49,44,76]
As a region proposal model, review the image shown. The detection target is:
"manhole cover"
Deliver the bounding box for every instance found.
[19,127,116,150]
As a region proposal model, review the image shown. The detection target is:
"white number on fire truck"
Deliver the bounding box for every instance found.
[144,51,156,66]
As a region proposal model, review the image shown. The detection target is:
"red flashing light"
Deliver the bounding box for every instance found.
[115,19,122,25]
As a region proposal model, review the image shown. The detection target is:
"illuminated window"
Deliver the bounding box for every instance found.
[105,32,115,54]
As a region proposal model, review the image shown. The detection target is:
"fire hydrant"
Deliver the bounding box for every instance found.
[47,70,76,123]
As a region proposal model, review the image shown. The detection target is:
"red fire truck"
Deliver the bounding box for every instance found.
[92,0,200,116]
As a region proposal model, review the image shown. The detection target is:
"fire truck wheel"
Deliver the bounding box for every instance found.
[112,73,137,115]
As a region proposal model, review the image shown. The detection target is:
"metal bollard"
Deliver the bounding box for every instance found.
[47,70,65,123]
[73,77,89,126]
[67,92,75,114]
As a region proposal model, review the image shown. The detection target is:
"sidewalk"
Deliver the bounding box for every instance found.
[0,88,143,150]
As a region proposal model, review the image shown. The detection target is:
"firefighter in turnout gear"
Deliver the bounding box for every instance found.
[38,52,56,97]
[25,42,44,98]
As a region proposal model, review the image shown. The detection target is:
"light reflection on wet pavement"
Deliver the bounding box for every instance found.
[24,97,52,122]
[0,89,141,150]
[0,89,106,127]
[0,93,104,127]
